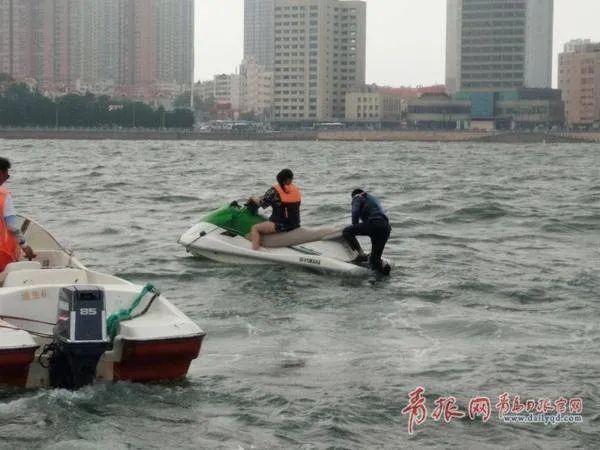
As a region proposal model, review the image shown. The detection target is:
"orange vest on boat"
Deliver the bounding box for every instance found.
[273,183,301,227]
[0,187,21,264]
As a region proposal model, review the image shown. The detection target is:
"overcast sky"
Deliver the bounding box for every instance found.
[196,0,600,87]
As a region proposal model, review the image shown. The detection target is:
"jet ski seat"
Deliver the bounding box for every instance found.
[261,226,344,248]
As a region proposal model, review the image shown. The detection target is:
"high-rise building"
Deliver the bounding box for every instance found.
[446,0,553,93]
[0,1,35,80]
[39,0,78,89]
[558,39,600,126]
[244,0,275,70]
[156,0,194,86]
[0,0,194,98]
[119,0,157,87]
[75,0,122,84]
[272,0,366,121]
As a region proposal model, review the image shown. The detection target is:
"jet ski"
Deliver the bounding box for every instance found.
[178,202,391,275]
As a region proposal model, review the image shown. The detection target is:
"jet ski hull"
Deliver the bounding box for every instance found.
[179,221,381,275]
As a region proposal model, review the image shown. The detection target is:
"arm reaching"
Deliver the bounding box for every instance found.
[4,196,36,261]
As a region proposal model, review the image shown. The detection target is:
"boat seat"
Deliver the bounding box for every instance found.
[2,268,87,287]
[0,261,42,286]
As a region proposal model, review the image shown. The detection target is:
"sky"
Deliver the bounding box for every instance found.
[196,0,600,87]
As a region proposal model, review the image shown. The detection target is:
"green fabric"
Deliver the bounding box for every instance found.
[203,205,265,237]
[107,283,158,340]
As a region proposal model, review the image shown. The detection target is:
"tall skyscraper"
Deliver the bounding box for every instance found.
[74,0,121,85]
[272,0,366,121]
[39,0,82,88]
[0,1,35,80]
[97,0,122,83]
[0,0,194,97]
[446,0,553,93]
[156,0,194,86]
[119,0,157,87]
[244,0,275,70]
[558,40,600,126]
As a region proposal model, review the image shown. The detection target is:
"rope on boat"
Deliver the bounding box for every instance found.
[106,283,160,340]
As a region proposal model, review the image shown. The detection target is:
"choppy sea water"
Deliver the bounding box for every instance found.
[0,139,598,449]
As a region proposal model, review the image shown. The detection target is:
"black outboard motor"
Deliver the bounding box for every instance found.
[49,286,109,389]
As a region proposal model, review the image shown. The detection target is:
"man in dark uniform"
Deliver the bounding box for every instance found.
[343,189,391,274]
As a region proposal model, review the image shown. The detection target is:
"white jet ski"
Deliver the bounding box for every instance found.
[178,202,391,275]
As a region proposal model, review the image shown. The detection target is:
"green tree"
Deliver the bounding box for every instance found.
[0,84,194,129]
[174,90,215,112]
[165,108,194,128]
[0,83,37,125]
[0,73,14,82]
[239,110,257,121]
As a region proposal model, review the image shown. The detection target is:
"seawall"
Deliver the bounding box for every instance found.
[1,128,599,143]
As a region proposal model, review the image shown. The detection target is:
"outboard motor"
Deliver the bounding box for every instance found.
[49,286,109,389]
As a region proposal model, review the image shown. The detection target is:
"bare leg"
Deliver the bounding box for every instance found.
[250,221,277,250]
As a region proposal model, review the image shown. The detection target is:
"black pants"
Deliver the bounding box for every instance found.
[343,219,391,270]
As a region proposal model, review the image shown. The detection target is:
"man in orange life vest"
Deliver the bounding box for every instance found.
[249,168,301,250]
[0,157,36,272]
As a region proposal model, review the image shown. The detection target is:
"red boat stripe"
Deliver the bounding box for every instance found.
[0,347,38,388]
[114,336,204,382]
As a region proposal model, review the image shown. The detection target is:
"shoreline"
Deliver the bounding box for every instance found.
[0,129,599,143]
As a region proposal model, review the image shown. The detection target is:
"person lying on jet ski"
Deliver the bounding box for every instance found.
[248,168,301,250]
[343,189,391,273]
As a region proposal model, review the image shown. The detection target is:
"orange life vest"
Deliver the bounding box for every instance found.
[273,183,301,228]
[0,187,21,263]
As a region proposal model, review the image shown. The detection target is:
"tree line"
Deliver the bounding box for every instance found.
[0,78,194,129]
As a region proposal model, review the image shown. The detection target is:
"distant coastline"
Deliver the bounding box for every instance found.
[0,128,599,144]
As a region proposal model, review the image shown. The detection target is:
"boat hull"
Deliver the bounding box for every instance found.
[0,215,207,390]
[0,335,205,389]
[114,335,204,382]
[0,346,38,387]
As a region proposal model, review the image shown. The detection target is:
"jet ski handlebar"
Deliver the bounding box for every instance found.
[229,199,260,215]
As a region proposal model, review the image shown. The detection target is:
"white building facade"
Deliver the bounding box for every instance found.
[240,58,274,116]
[272,0,366,121]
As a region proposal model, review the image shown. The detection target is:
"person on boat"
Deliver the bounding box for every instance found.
[248,168,301,250]
[343,188,391,274]
[0,157,36,272]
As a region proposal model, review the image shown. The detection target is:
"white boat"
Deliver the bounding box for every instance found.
[0,216,205,389]
[178,203,390,275]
